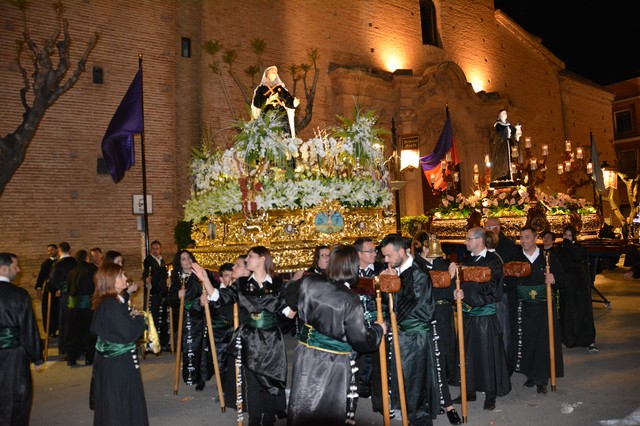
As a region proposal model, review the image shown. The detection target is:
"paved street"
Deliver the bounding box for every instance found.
[29,265,640,425]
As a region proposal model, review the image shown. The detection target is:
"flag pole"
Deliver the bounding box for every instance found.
[138,54,150,258]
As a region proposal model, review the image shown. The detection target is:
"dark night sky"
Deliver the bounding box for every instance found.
[493,1,640,86]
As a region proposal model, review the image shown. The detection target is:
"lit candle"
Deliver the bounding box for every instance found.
[565,161,571,172]
[530,158,537,170]
[576,147,583,159]
[565,140,571,152]
[453,172,459,182]
[473,174,479,184]
[445,151,452,162]
[430,174,435,184]
[484,154,490,165]
[511,146,519,158]
[511,163,517,175]
[587,162,593,174]
[542,145,549,156]
[525,137,532,148]
[570,152,575,161]
[473,163,479,173]
[441,160,447,171]
[557,164,564,174]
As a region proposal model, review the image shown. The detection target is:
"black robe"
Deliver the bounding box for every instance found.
[0,281,43,426]
[394,260,440,424]
[284,275,384,425]
[49,256,77,353]
[216,275,289,424]
[167,272,214,386]
[35,257,58,337]
[66,260,97,363]
[90,296,148,426]
[554,240,597,348]
[457,251,511,398]
[496,233,520,373]
[490,121,517,182]
[142,255,169,347]
[511,249,566,386]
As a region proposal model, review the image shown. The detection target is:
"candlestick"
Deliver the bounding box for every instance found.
[587,162,593,174]
[453,172,459,182]
[542,145,548,156]
[557,164,564,174]
[484,154,490,166]
[564,161,571,172]
[473,174,479,184]
[565,140,571,152]
[576,147,583,159]
[445,151,452,162]
[473,163,479,173]
[525,137,532,148]
[511,146,518,158]
[441,160,447,171]
[530,158,537,170]
[430,174,435,184]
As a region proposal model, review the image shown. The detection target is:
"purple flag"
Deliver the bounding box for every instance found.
[101,69,143,183]
[420,108,459,190]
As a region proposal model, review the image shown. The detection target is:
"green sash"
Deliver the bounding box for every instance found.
[298,323,352,355]
[398,318,431,334]
[95,336,136,358]
[462,302,497,316]
[517,284,547,302]
[211,316,231,329]
[68,295,92,309]
[0,327,19,349]
[243,310,279,329]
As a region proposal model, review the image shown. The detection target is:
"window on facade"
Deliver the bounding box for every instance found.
[615,109,633,134]
[419,0,442,47]
[181,37,191,58]
[617,148,637,175]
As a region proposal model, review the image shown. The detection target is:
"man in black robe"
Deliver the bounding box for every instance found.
[251,65,299,138]
[380,234,439,425]
[35,243,58,338]
[66,250,97,366]
[511,226,566,394]
[48,241,77,358]
[142,240,170,351]
[0,252,43,425]
[484,217,519,374]
[489,109,521,183]
[451,227,511,411]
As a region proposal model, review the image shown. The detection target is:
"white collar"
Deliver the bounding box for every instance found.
[473,248,489,259]
[0,276,10,283]
[398,255,414,274]
[523,246,540,263]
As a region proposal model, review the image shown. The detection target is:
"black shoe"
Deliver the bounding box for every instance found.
[195,382,205,391]
[452,394,476,403]
[85,360,93,366]
[446,408,463,425]
[438,407,446,415]
[523,378,535,387]
[277,411,287,419]
[483,397,496,410]
[536,385,547,394]
[161,345,172,352]
[66,359,77,366]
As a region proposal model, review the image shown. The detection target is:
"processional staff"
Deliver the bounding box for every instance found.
[201,280,226,412]
[173,273,187,395]
[455,266,468,424]
[544,251,557,392]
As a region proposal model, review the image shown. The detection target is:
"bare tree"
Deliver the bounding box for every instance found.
[0,1,98,196]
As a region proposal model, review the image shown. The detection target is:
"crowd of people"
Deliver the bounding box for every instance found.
[1,218,603,426]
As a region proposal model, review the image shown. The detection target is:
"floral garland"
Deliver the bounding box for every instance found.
[431,186,596,219]
[184,108,392,221]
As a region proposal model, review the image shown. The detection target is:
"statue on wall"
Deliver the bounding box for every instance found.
[251,65,300,138]
[490,109,521,184]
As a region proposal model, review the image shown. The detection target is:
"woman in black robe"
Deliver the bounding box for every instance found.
[166,250,214,390]
[284,244,386,425]
[199,246,292,426]
[555,225,598,351]
[90,263,148,426]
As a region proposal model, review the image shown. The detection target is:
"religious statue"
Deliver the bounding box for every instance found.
[489,109,521,184]
[251,65,300,138]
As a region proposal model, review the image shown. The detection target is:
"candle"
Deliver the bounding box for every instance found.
[557,164,564,174]
[511,163,517,175]
[576,147,583,159]
[565,161,572,172]
[542,145,549,156]
[587,162,593,174]
[441,160,447,171]
[511,146,518,158]
[525,137,532,148]
[445,151,452,162]
[430,174,435,184]
[453,172,459,182]
[473,163,479,173]
[484,154,490,165]
[473,174,479,184]
[530,158,537,170]
[565,140,571,152]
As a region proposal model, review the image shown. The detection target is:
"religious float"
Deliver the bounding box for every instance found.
[184,108,396,271]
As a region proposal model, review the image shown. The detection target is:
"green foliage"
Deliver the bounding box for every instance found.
[400,215,432,237]
[174,220,194,250]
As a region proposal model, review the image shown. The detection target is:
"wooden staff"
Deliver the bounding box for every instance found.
[234,303,243,425]
[173,275,187,395]
[387,292,408,426]
[168,266,174,353]
[43,284,52,362]
[375,285,390,426]
[455,266,468,423]
[145,267,152,312]
[544,251,557,392]
[202,282,226,412]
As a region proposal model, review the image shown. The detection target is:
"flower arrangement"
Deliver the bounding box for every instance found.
[431,186,596,219]
[184,108,392,221]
